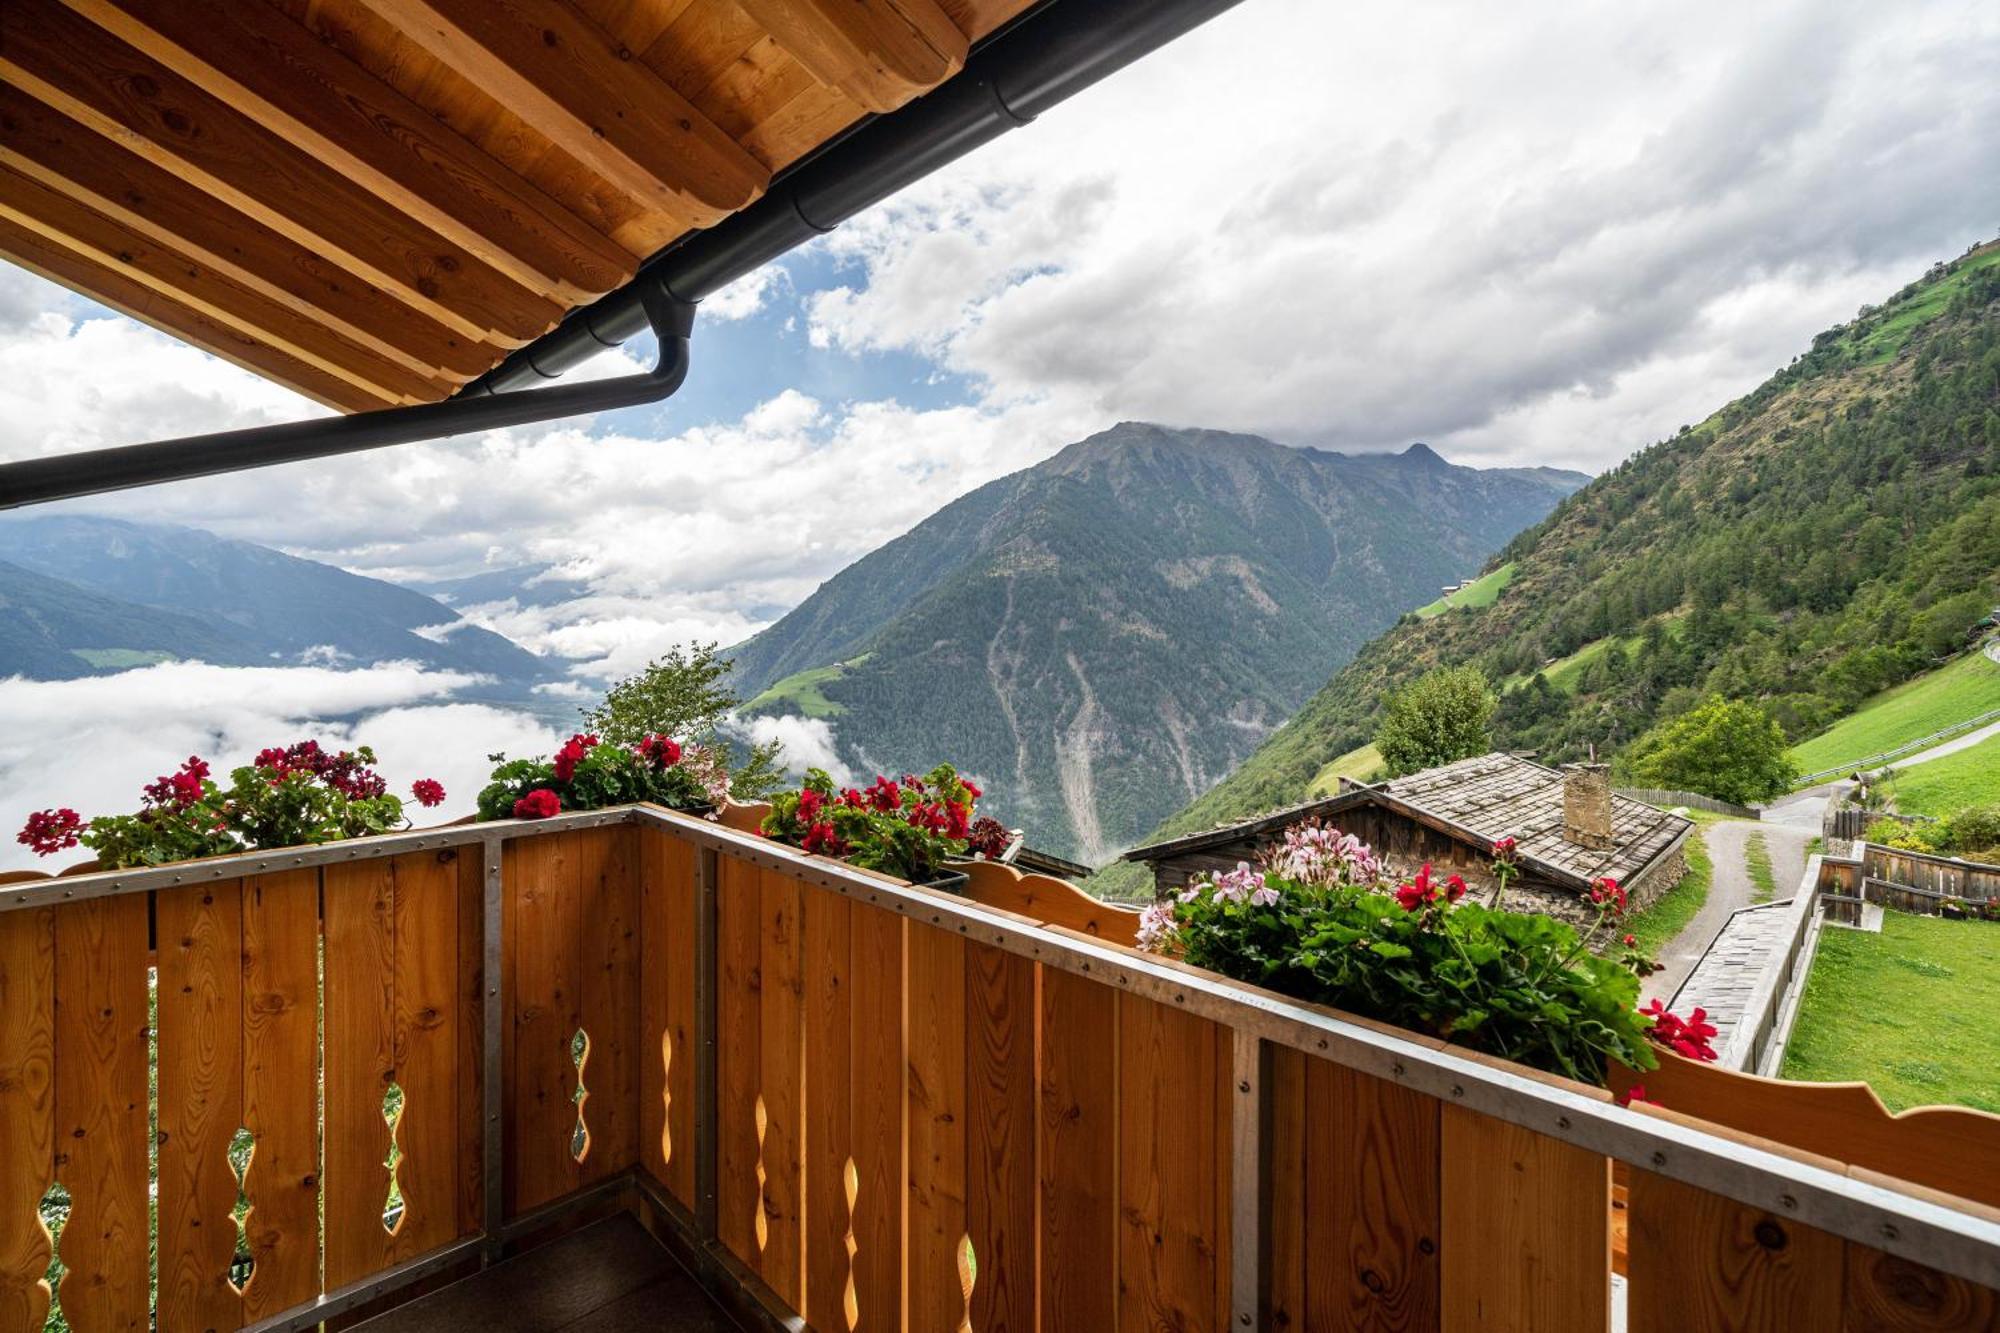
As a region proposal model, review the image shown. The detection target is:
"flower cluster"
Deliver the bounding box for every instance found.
[761,764,987,886]
[1639,999,1719,1063]
[1140,821,1664,1086]
[962,816,1013,860]
[17,741,443,870]
[478,731,723,822]
[1264,819,1382,888]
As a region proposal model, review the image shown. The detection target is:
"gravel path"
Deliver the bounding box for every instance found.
[1644,816,1814,1001]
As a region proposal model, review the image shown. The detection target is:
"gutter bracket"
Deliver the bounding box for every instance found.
[0,280,698,510]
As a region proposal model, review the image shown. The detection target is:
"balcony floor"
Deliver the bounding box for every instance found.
[351,1214,737,1333]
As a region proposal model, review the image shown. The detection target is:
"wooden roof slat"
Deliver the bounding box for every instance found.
[567,0,700,55]
[353,0,771,228]
[0,87,484,385]
[0,216,389,414]
[61,0,637,307]
[0,164,439,406]
[734,0,968,114]
[0,0,560,347]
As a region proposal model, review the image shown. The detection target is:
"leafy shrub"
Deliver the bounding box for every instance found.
[761,764,990,885]
[582,642,786,800]
[17,741,445,869]
[1139,822,1672,1086]
[1375,665,1496,777]
[478,732,728,821]
[1624,694,1797,805]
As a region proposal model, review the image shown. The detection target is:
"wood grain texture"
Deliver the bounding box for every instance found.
[802,883,853,1330]
[716,852,764,1267]
[0,213,387,414]
[640,829,698,1202]
[0,85,488,383]
[965,941,1036,1332]
[906,921,968,1333]
[0,0,562,345]
[389,850,462,1259]
[1039,965,1117,1331]
[155,882,247,1333]
[1440,1106,1609,1333]
[578,827,641,1184]
[733,0,967,113]
[757,864,807,1308]
[52,893,151,1331]
[324,858,399,1288]
[240,870,323,1320]
[849,900,906,1333]
[1628,1169,1841,1333]
[454,847,485,1238]
[0,906,56,1332]
[351,0,769,225]
[1302,1058,1440,1333]
[69,0,634,303]
[1117,994,1228,1333]
[958,860,1142,946]
[1842,1246,2000,1332]
[0,161,433,405]
[505,833,584,1213]
[1263,1045,1305,1331]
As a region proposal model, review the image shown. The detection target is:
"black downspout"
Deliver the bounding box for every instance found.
[0,0,1246,509]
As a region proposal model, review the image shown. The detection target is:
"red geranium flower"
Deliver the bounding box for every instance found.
[1395,863,1445,912]
[410,779,446,808]
[512,788,561,820]
[552,733,599,784]
[636,734,682,769]
[18,807,85,856]
[1639,998,1719,1062]
[801,821,849,856]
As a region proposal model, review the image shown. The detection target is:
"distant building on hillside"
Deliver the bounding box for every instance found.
[1120,752,1692,926]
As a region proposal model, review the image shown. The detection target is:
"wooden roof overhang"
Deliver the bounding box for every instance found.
[0,0,1245,504]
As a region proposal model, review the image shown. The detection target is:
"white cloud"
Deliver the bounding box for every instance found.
[0,661,553,870]
[725,713,851,785]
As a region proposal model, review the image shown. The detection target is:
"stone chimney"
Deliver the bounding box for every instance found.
[1562,763,1614,851]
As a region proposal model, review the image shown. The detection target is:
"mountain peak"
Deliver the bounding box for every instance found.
[1400,441,1449,467]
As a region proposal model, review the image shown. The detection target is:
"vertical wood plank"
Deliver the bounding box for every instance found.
[1302,1058,1440,1333]
[1040,966,1117,1332]
[716,853,764,1266]
[324,858,396,1288]
[758,865,807,1310]
[640,829,698,1201]
[907,921,968,1333]
[965,941,1036,1333]
[53,893,151,1331]
[1118,994,1227,1333]
[454,847,485,1239]
[156,881,247,1333]
[1263,1046,1306,1331]
[1842,1246,2000,1332]
[241,870,322,1321]
[390,851,461,1259]
[578,826,641,1183]
[506,832,583,1213]
[803,885,853,1330]
[1441,1106,1609,1333]
[1627,1169,1841,1333]
[0,906,56,1331]
[849,901,906,1333]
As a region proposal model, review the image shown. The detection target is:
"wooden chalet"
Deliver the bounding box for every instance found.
[1123,752,1693,920]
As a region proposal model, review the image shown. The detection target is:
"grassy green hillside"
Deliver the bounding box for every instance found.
[1887,731,2000,817]
[745,658,867,718]
[1415,563,1515,618]
[1790,647,2000,776]
[1106,238,2000,880]
[1307,742,1384,795]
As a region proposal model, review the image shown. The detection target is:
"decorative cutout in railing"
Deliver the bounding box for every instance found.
[569,1029,592,1164]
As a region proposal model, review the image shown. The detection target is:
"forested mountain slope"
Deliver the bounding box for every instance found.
[1128,239,2000,859]
[732,423,1585,861]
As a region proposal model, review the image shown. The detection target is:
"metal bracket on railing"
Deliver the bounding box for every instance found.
[0,281,697,509]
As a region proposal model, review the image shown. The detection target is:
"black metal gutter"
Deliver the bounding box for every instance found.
[0,0,1245,509]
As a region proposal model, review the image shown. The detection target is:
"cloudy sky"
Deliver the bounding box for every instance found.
[3,0,1997,858]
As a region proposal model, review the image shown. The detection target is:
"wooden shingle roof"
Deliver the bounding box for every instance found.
[1124,752,1693,892]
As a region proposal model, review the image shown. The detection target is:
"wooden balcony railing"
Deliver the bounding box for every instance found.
[2,803,1997,1332]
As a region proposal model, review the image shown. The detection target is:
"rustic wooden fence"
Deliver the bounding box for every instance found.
[2,804,1997,1332]
[1824,806,1933,844]
[1614,787,1762,819]
[1861,842,2000,908]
